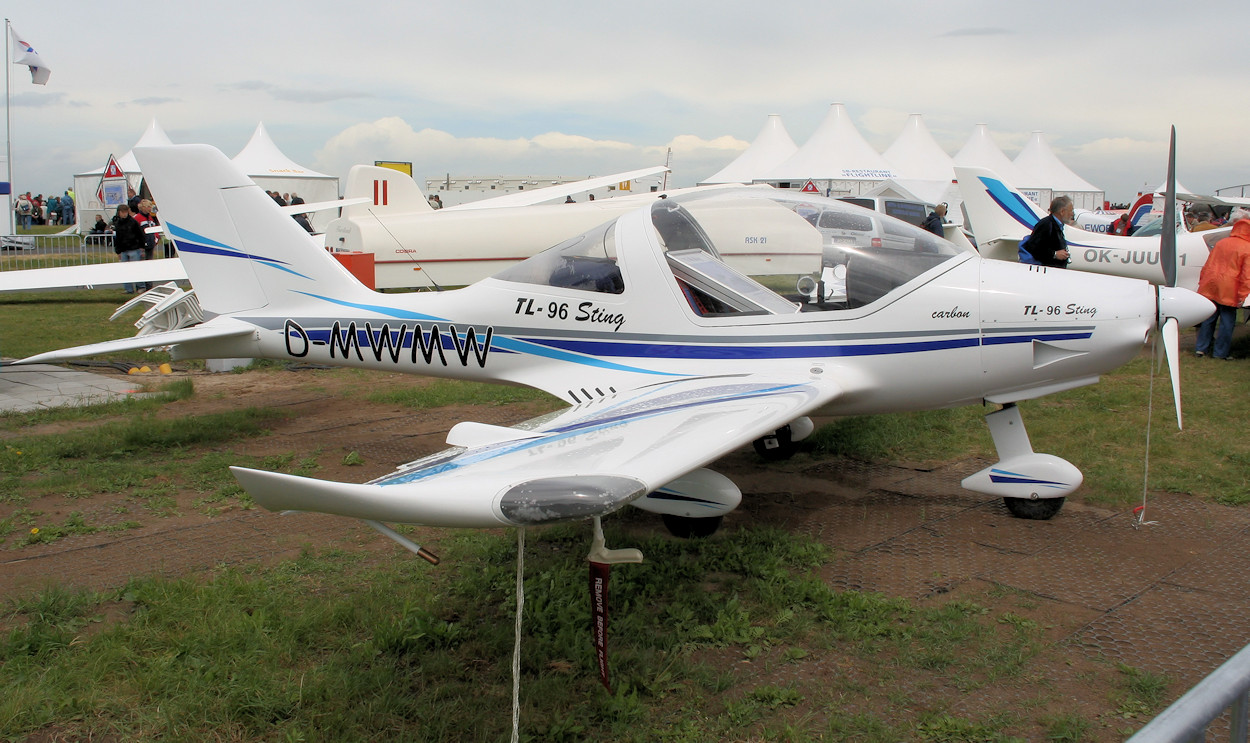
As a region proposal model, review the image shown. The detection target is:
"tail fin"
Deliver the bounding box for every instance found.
[340,164,433,219]
[134,145,374,316]
[1128,192,1154,227]
[954,166,1047,261]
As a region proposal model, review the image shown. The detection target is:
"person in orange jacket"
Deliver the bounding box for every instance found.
[1195,207,1250,359]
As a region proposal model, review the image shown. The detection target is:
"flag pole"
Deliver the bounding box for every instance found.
[5,18,15,235]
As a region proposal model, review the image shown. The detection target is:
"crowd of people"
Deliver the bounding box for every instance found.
[12,190,75,229]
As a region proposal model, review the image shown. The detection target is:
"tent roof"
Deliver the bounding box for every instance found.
[764,103,896,181]
[882,114,955,182]
[76,118,173,176]
[231,122,331,179]
[953,123,1034,188]
[1013,131,1099,192]
[700,114,798,185]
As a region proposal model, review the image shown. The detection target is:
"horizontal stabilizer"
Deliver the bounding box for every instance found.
[17,317,255,364]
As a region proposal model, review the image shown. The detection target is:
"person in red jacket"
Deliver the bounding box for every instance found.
[1195,208,1250,359]
[1108,212,1133,236]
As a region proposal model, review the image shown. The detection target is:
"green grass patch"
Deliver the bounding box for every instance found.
[0,289,174,362]
[0,526,1073,742]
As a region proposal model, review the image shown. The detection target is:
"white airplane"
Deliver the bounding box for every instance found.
[19,145,1212,557]
[0,167,663,294]
[325,164,771,289]
[956,165,1231,293]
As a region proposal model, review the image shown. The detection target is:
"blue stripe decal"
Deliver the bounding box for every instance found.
[978,177,1041,230]
[521,336,981,359]
[983,331,1093,346]
[988,468,1069,489]
[374,382,810,487]
[168,222,312,280]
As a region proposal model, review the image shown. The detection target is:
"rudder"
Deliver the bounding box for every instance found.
[135,144,372,316]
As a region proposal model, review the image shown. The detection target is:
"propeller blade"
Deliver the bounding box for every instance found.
[1160,126,1178,287]
[1162,316,1183,429]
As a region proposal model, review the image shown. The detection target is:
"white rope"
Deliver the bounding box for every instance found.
[511,527,525,743]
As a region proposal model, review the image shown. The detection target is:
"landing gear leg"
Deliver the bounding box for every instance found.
[753,424,795,460]
[961,403,1081,521]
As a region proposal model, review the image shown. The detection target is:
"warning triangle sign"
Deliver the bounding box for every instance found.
[800,179,820,194]
[102,155,125,179]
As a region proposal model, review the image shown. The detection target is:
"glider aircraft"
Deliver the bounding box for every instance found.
[20,144,1213,557]
[956,165,1231,294]
[324,164,751,290]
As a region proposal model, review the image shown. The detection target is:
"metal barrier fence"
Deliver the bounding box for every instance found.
[1128,642,1250,742]
[0,232,117,271]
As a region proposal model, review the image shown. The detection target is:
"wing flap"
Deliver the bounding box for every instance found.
[234,374,841,528]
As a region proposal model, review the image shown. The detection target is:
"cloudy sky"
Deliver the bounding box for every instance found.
[6,1,1247,203]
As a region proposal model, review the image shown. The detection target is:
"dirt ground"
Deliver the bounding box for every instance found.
[3,367,1249,740]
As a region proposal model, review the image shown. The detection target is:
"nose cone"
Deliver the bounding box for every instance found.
[1159,287,1215,328]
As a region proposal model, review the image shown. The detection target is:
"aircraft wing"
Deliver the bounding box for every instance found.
[445,165,670,211]
[17,316,256,364]
[232,374,842,529]
[278,197,371,215]
[0,258,187,293]
[1175,192,1250,208]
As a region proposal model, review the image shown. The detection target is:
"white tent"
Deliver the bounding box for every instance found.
[700,114,798,185]
[882,113,956,182]
[953,124,1035,187]
[72,118,174,227]
[1013,131,1103,211]
[759,103,896,196]
[232,123,340,232]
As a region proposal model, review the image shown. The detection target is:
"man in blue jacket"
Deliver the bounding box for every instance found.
[1020,196,1073,268]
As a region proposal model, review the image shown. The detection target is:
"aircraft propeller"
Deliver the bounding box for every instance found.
[1155,125,1187,429]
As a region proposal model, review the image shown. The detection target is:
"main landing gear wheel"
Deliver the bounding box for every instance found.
[661,514,724,538]
[752,424,795,461]
[1003,496,1065,520]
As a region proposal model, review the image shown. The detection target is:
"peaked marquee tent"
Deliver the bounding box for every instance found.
[232,123,340,232]
[1013,131,1103,210]
[882,113,956,183]
[72,118,175,227]
[699,114,798,185]
[758,103,897,196]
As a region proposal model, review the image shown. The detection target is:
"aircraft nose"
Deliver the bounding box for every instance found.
[1158,287,1215,328]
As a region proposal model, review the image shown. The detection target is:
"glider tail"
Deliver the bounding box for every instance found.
[133,144,375,317]
[954,166,1045,261]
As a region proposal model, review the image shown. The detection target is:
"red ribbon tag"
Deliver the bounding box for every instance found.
[589,561,611,691]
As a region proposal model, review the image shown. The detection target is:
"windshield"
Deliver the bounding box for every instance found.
[493,218,624,293]
[493,188,970,314]
[671,191,966,313]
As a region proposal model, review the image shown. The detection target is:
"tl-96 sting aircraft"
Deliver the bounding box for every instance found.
[21,145,1212,555]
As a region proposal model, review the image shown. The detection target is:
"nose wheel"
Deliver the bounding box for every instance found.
[661,514,723,538]
[1002,496,1066,520]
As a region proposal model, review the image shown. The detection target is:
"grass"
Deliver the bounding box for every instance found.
[0,289,175,363]
[1,525,1064,742]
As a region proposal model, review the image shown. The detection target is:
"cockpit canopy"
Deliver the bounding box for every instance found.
[493,188,972,315]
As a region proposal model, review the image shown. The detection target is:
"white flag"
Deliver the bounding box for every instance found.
[9,25,51,85]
